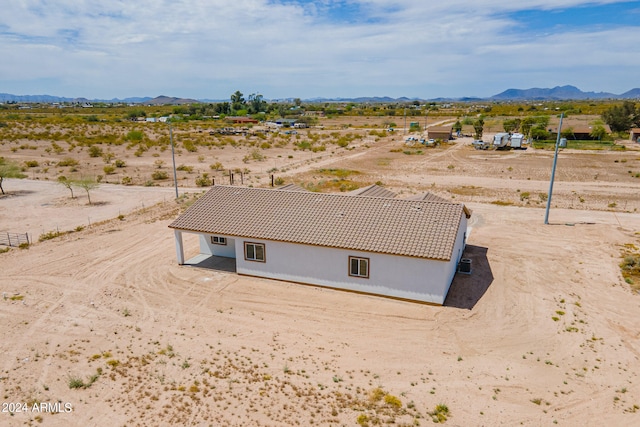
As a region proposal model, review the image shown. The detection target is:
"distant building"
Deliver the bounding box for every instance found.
[427,126,453,141]
[225,116,259,124]
[549,125,612,140]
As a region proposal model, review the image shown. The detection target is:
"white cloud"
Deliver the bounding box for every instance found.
[0,1,638,99]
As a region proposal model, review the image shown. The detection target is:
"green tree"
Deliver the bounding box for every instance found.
[247,93,266,114]
[503,118,521,133]
[230,91,245,112]
[57,175,75,198]
[453,120,462,134]
[0,158,25,195]
[531,126,550,140]
[520,117,536,138]
[473,118,485,139]
[74,177,99,205]
[602,101,639,132]
[590,124,607,141]
[126,109,146,120]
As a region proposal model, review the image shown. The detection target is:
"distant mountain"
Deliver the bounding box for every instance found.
[620,88,640,98]
[0,93,152,104]
[0,93,74,103]
[491,85,638,100]
[1,86,639,104]
[144,95,200,105]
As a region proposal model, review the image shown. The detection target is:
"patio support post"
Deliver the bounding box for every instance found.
[174,229,185,265]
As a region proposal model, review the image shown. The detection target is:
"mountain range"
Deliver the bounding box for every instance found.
[491,85,640,101]
[0,86,638,104]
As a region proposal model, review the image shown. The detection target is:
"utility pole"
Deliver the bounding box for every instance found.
[169,121,179,199]
[424,109,428,132]
[403,108,407,134]
[544,113,564,224]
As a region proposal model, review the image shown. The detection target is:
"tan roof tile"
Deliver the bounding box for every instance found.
[169,186,468,261]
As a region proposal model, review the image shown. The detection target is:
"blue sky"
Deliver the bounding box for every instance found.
[0,1,639,100]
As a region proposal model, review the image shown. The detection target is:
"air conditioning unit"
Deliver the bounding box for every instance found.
[458,258,472,274]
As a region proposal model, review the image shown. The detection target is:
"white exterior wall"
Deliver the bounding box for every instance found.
[441,213,468,301]
[199,234,236,258]
[175,212,468,305]
[235,216,467,304]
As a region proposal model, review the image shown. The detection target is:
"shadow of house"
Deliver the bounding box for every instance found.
[183,253,236,273]
[444,245,493,310]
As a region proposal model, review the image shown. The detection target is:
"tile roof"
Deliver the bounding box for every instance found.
[169,186,467,260]
[406,191,450,203]
[407,192,472,218]
[347,184,397,199]
[276,183,309,192]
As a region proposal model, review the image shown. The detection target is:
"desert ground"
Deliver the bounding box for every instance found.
[1,115,640,426]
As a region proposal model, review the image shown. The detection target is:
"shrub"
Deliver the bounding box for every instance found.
[51,142,65,154]
[210,162,224,171]
[183,140,197,152]
[102,152,114,163]
[176,164,193,173]
[88,145,103,157]
[24,160,39,167]
[57,158,79,167]
[152,171,168,180]
[430,404,450,423]
[195,173,211,187]
[68,376,85,389]
[39,230,63,241]
[126,130,144,141]
[103,165,116,175]
[121,176,132,185]
[251,149,265,161]
[384,394,402,408]
[114,159,126,168]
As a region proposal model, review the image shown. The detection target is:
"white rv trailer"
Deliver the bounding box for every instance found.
[493,133,510,148]
[510,133,525,149]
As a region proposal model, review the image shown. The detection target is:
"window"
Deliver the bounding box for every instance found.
[349,256,369,278]
[244,242,265,262]
[211,236,227,245]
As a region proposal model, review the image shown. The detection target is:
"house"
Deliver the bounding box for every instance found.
[630,128,640,143]
[169,186,470,305]
[427,126,453,141]
[549,124,611,140]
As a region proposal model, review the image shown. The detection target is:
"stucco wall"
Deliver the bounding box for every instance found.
[235,238,454,304]
[199,234,236,258]
[440,212,468,301]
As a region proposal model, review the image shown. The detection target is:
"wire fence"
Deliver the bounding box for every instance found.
[0,232,30,247]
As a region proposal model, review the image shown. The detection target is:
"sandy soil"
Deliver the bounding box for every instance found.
[0,180,179,241]
[1,119,640,426]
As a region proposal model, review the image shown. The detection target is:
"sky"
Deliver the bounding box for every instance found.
[1,0,639,100]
